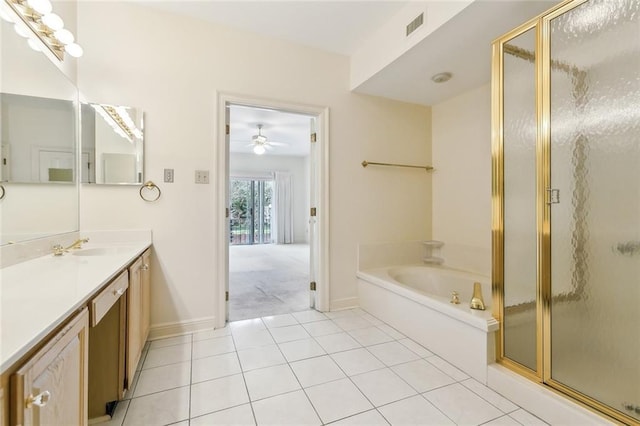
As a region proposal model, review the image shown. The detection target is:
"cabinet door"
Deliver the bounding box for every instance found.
[12,309,89,426]
[141,249,151,344]
[127,257,143,387]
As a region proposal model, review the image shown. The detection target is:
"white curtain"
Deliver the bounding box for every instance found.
[272,172,293,244]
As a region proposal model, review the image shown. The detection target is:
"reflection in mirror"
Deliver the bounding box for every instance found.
[81,103,144,185]
[0,11,79,245]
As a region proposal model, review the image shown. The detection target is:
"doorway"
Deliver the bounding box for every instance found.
[216,94,329,325]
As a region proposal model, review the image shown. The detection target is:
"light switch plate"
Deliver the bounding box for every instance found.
[164,168,174,183]
[195,170,209,184]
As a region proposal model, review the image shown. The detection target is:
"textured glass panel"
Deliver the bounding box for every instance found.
[550,0,640,420]
[502,28,537,371]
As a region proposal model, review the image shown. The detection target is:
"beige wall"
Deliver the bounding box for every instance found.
[77,2,432,329]
[432,84,491,272]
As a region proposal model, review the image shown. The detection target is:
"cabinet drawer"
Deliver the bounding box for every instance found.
[90,271,129,327]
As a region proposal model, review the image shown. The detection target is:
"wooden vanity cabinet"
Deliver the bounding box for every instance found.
[11,309,89,426]
[126,249,151,389]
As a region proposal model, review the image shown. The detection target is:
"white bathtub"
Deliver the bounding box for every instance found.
[357,264,499,383]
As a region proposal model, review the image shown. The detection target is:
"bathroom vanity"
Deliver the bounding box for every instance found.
[0,236,152,426]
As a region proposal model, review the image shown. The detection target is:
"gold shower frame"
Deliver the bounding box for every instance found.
[491,0,637,424]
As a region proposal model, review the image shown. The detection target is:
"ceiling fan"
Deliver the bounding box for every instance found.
[248,124,287,155]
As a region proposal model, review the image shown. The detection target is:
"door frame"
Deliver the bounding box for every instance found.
[214,92,330,327]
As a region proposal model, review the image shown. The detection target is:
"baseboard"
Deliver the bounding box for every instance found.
[148,316,217,340]
[330,297,359,311]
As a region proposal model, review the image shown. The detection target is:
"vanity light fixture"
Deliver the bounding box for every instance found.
[431,72,452,83]
[2,0,83,60]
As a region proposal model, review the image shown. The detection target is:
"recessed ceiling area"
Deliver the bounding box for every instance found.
[229,105,312,157]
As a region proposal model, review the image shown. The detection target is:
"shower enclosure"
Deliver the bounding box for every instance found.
[492,0,639,423]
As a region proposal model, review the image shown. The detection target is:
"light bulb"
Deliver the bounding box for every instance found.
[253,144,266,155]
[27,0,52,15]
[41,13,63,30]
[0,8,13,23]
[14,23,31,38]
[27,38,42,51]
[64,43,83,58]
[54,28,74,44]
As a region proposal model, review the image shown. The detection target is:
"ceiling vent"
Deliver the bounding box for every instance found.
[406,13,424,37]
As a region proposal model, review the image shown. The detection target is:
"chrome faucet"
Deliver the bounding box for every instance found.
[52,238,89,256]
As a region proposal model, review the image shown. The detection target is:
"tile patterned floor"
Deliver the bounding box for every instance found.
[106,308,549,426]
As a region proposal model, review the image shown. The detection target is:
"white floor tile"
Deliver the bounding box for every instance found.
[193,327,231,342]
[426,356,470,381]
[278,338,326,362]
[377,394,454,426]
[190,403,255,426]
[192,352,241,383]
[233,329,276,350]
[193,335,236,359]
[262,313,299,328]
[237,344,286,372]
[305,378,373,424]
[290,355,346,388]
[351,368,417,406]
[252,390,321,425]
[508,409,549,425]
[123,386,190,426]
[367,341,421,366]
[330,348,385,376]
[243,364,301,401]
[424,383,503,425]
[397,338,434,358]
[348,327,394,347]
[302,320,343,337]
[325,310,358,320]
[361,313,384,326]
[149,335,192,350]
[133,361,191,397]
[461,378,519,413]
[483,415,524,426]
[190,374,250,418]
[330,409,389,425]
[170,421,189,425]
[376,324,405,339]
[269,324,311,343]
[143,343,191,369]
[230,318,266,334]
[348,308,368,316]
[391,359,456,393]
[332,316,373,331]
[315,332,362,354]
[292,310,328,323]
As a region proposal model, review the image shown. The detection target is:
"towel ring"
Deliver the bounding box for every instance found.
[139,181,161,202]
[0,184,5,200]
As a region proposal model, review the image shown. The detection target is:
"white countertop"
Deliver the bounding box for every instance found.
[0,232,151,373]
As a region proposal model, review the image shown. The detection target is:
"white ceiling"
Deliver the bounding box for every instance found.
[141,1,408,56]
[229,105,313,157]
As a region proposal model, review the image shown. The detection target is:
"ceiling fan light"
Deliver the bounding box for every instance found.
[253,144,266,155]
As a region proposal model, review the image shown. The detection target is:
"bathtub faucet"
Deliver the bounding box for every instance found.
[470,282,486,310]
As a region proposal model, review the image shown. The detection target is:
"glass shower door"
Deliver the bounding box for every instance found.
[548,0,640,419]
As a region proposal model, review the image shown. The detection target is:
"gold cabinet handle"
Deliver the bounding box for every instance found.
[113,288,126,297]
[141,264,149,271]
[26,390,51,408]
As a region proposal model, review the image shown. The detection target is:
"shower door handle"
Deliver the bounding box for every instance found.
[546,188,560,204]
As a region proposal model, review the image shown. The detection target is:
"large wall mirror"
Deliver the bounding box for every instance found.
[0,15,79,245]
[81,102,144,184]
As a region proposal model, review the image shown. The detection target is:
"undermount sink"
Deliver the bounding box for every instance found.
[72,247,132,257]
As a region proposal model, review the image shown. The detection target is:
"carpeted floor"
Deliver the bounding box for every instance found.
[229,244,310,321]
